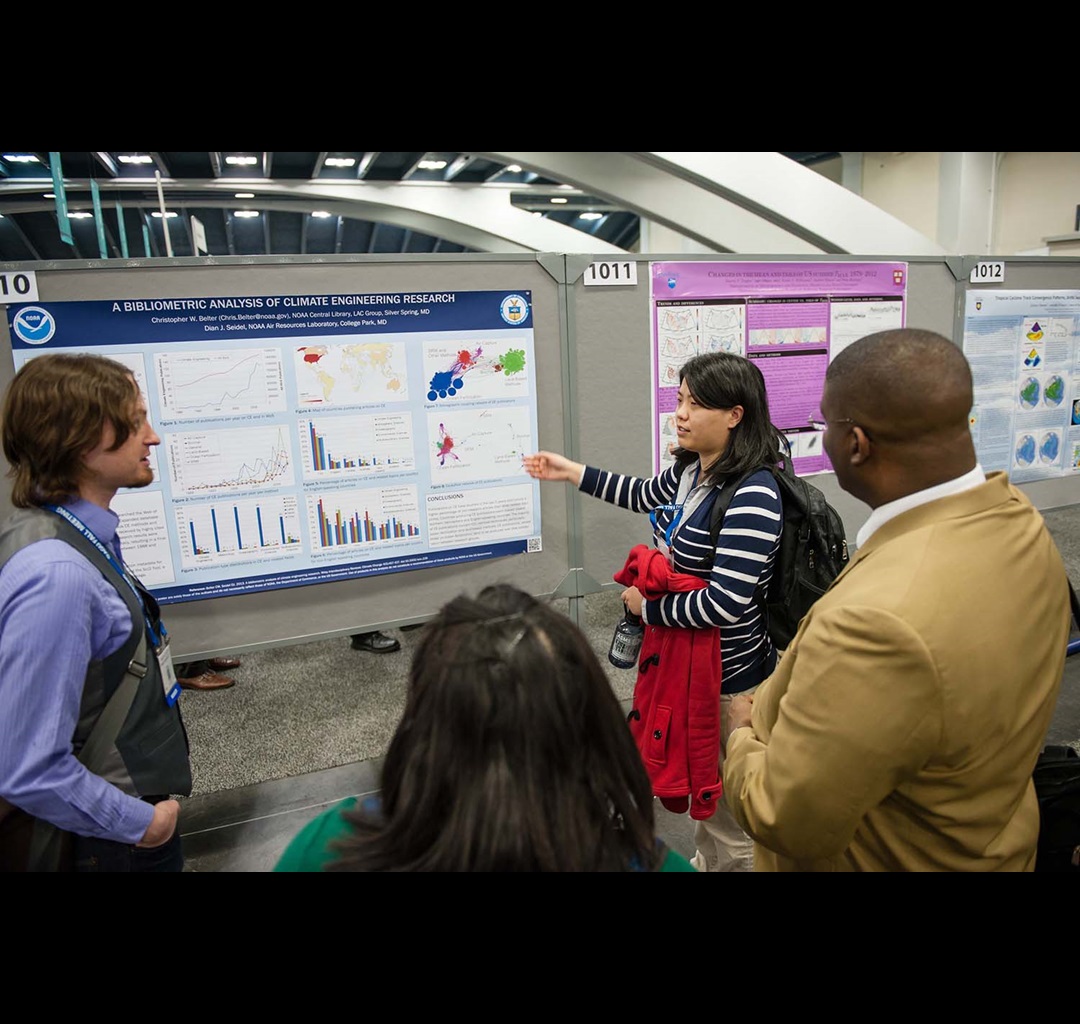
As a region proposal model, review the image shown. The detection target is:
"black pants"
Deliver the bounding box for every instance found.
[73,828,184,872]
[72,795,183,872]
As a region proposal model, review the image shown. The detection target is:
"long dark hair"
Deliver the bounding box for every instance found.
[670,352,784,488]
[328,584,662,871]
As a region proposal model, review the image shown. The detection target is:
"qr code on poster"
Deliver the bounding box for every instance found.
[527,536,542,553]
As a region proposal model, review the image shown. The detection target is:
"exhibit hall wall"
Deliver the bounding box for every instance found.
[5,250,1080,657]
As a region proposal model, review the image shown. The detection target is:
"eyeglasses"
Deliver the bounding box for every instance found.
[808,413,857,431]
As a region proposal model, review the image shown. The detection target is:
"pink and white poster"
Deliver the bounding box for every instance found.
[650,261,907,474]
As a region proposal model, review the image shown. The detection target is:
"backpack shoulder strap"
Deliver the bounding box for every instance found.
[700,465,771,570]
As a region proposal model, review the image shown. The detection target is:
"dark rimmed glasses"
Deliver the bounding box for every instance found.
[808,413,857,431]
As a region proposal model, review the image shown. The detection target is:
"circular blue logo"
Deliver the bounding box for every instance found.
[12,306,56,345]
[500,294,530,326]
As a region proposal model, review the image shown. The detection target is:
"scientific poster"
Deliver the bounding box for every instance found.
[650,261,907,474]
[6,288,541,603]
[963,289,1080,481]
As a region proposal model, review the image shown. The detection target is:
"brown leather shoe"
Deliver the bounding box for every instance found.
[179,670,235,691]
[209,656,242,671]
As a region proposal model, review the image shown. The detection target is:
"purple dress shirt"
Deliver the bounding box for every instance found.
[0,498,155,843]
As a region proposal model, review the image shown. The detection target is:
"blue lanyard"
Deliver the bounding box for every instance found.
[650,464,699,547]
[46,504,166,648]
[650,504,684,547]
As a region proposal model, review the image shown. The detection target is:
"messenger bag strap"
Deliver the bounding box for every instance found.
[22,632,150,872]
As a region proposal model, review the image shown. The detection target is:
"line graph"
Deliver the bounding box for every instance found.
[154,347,286,419]
[165,425,295,495]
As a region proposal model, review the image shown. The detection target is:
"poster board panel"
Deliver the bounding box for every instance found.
[0,254,572,658]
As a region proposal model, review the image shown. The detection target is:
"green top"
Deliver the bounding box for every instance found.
[273,796,697,872]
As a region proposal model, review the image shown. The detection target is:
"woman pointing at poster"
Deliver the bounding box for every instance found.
[523,351,784,873]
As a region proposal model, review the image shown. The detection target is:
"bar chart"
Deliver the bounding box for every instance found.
[306,485,421,552]
[175,495,303,568]
[299,412,415,479]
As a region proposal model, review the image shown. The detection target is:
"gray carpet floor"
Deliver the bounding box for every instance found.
[180,509,1080,798]
[181,588,636,796]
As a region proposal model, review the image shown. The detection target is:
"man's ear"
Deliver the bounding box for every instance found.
[850,425,873,465]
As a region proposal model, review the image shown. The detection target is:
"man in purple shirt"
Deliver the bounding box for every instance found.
[0,353,192,871]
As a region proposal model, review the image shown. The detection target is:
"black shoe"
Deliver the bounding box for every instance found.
[350,630,401,654]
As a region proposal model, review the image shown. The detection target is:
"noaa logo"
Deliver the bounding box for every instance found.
[12,306,56,345]
[500,294,530,326]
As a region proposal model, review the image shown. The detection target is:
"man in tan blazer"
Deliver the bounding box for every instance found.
[723,328,1070,871]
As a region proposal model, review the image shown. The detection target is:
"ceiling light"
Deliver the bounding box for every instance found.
[558,183,575,189]
[324,157,356,168]
[506,164,522,173]
[225,155,259,166]
[68,211,93,219]
[151,211,179,218]
[417,159,447,170]
[118,154,153,164]
[311,210,332,218]
[43,193,55,199]
[3,154,40,163]
[579,212,603,221]
[234,192,255,199]
[549,197,568,204]
[233,210,260,218]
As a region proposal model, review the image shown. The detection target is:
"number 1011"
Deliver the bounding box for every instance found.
[584,261,638,286]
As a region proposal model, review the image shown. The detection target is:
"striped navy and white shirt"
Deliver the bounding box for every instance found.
[581,461,782,692]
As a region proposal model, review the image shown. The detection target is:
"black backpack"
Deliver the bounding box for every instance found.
[1033,744,1080,872]
[700,455,850,649]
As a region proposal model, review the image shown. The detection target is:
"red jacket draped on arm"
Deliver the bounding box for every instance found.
[614,544,723,820]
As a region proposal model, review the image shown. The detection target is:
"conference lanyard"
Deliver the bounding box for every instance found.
[45,504,166,649]
[651,464,700,556]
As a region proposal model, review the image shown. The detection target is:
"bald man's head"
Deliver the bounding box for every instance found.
[825,328,973,444]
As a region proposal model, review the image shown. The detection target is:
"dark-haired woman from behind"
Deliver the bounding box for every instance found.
[273,583,694,872]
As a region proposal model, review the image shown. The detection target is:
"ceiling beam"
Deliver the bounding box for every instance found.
[356,153,378,179]
[3,213,41,259]
[93,151,118,177]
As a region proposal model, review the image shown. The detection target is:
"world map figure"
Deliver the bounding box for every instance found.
[1044,374,1065,406]
[1019,377,1040,410]
[295,343,405,405]
[1039,432,1061,464]
[1015,433,1036,466]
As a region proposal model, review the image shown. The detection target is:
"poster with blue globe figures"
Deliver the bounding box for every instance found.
[963,290,1080,481]
[5,289,541,604]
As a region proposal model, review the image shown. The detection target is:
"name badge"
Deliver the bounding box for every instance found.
[157,639,182,707]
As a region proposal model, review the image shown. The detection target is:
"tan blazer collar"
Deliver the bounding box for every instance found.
[837,471,1015,583]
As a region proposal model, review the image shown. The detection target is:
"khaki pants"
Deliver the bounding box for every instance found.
[690,683,759,872]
